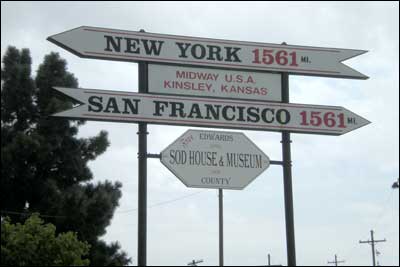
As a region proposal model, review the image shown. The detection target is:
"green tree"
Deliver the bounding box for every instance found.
[1,47,131,266]
[1,214,90,266]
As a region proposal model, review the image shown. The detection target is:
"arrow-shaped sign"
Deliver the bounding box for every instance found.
[48,26,368,79]
[52,87,370,135]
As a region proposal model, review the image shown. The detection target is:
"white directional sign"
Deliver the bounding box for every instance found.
[48,26,368,79]
[148,64,282,102]
[160,130,270,190]
[52,87,370,135]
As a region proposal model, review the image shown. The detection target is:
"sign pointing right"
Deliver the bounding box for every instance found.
[52,87,370,136]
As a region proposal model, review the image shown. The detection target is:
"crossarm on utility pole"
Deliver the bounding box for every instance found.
[359,230,386,266]
[328,254,345,266]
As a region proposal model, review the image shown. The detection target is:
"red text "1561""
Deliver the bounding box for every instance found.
[252,49,298,67]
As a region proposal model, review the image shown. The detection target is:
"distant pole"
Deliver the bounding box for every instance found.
[265,254,281,266]
[372,234,376,267]
[188,259,204,266]
[219,189,224,266]
[359,230,386,266]
[328,254,345,266]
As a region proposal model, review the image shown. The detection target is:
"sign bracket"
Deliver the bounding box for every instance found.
[146,153,162,159]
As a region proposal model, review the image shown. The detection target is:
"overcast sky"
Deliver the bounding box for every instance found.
[2,2,399,266]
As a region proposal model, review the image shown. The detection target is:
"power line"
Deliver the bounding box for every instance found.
[372,189,395,231]
[117,191,204,214]
[0,210,65,218]
[359,230,386,266]
[1,191,205,219]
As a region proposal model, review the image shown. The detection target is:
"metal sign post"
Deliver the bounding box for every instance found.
[137,59,148,266]
[219,188,224,266]
[281,71,296,266]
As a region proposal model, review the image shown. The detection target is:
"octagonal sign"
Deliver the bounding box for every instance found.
[160,130,270,190]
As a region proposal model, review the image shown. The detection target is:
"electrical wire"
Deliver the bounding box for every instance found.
[0,210,65,218]
[1,191,207,219]
[116,190,205,214]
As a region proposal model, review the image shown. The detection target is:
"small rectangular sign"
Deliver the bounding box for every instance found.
[148,64,282,102]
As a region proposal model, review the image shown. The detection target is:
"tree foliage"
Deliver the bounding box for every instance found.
[1,214,90,266]
[1,47,131,265]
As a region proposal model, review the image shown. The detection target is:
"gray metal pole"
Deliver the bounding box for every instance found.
[219,189,224,266]
[138,46,148,266]
[281,69,296,266]
[371,230,376,267]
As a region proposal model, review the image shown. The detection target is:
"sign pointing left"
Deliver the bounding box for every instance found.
[48,26,368,79]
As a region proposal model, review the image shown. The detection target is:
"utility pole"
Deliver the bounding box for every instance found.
[188,259,203,266]
[327,254,345,266]
[359,230,386,266]
[265,253,282,266]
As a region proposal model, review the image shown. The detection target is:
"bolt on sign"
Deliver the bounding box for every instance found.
[52,87,370,136]
[47,26,368,79]
[160,130,270,190]
[148,64,282,102]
